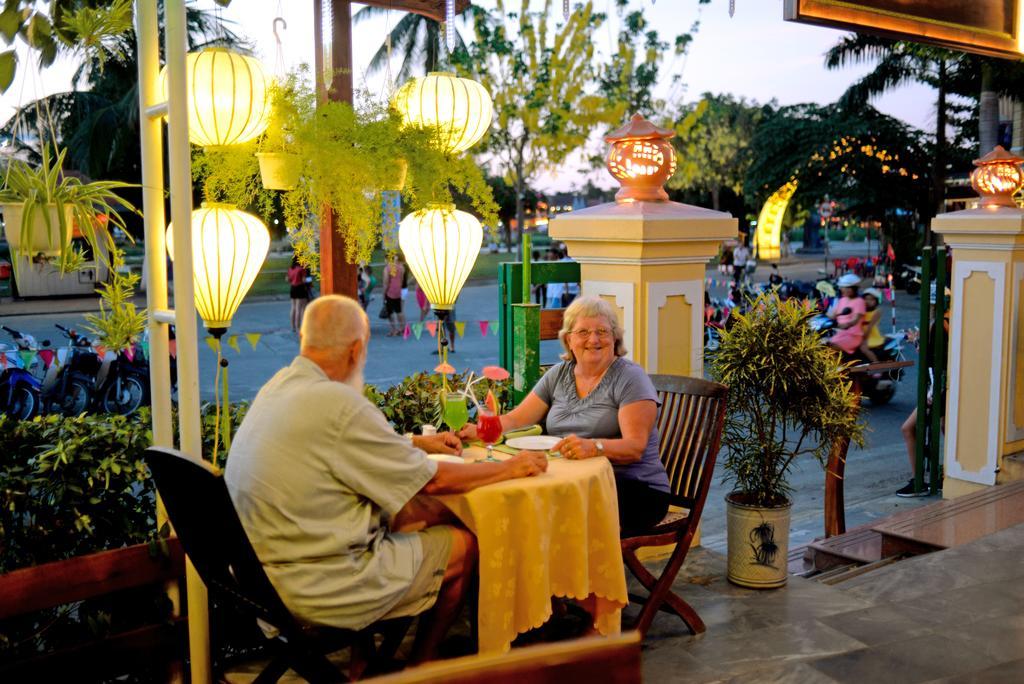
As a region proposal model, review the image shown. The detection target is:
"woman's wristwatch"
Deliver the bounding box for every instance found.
[595,440,604,456]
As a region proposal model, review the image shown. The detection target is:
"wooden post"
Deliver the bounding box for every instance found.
[313,0,359,297]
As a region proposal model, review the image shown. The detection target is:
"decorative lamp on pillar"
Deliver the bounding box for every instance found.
[399,203,482,311]
[970,145,1024,208]
[605,113,678,202]
[393,72,493,154]
[166,203,271,337]
[160,48,270,148]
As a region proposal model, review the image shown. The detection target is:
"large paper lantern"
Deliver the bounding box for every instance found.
[605,113,677,202]
[161,48,270,147]
[166,204,270,332]
[971,145,1024,208]
[393,72,492,154]
[399,203,482,311]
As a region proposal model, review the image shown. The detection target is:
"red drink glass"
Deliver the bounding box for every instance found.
[477,410,503,460]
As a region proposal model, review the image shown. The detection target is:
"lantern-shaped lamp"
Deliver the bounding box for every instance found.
[399,203,482,311]
[160,48,270,148]
[166,204,271,335]
[605,113,678,202]
[971,145,1024,208]
[393,72,493,154]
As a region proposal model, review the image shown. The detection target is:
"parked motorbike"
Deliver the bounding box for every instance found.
[93,344,146,415]
[0,343,41,419]
[3,324,96,416]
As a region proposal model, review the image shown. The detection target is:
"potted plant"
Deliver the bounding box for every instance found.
[709,293,864,588]
[255,70,314,191]
[0,145,134,273]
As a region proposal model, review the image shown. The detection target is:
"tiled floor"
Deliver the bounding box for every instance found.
[639,522,1024,683]
[227,523,1024,682]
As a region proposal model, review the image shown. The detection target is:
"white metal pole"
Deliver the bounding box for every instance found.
[135,4,184,681]
[165,1,212,681]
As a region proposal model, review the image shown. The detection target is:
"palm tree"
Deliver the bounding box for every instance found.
[824,35,967,225]
[353,4,484,83]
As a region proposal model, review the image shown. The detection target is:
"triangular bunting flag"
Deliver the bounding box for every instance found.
[403,323,411,340]
[455,321,466,338]
[245,333,261,350]
[95,345,107,360]
[490,320,499,336]
[140,340,150,361]
[479,320,489,337]
[206,337,221,353]
[38,349,55,369]
[18,349,35,369]
[412,323,423,340]
[124,346,135,362]
[0,354,7,370]
[227,335,241,353]
[425,321,437,337]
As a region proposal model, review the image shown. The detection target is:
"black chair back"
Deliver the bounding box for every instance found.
[143,447,296,633]
[650,375,728,510]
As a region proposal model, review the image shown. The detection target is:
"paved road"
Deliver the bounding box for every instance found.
[1,247,937,545]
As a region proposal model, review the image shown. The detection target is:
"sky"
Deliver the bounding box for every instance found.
[0,0,937,192]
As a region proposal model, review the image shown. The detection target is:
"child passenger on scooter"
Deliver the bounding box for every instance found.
[826,274,866,357]
[858,288,884,364]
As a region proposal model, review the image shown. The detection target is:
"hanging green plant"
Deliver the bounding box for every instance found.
[256,68,314,191]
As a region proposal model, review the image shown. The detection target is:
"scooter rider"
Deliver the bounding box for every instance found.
[858,287,884,364]
[826,274,866,357]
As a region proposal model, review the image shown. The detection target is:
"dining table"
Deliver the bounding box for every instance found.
[435,444,629,654]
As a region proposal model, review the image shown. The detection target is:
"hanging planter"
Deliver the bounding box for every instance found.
[255,152,302,190]
[1,202,73,257]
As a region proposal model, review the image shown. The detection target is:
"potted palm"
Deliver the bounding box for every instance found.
[709,293,864,588]
[1,145,135,273]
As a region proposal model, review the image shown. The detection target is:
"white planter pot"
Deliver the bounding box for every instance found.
[2,203,73,257]
[256,152,302,191]
[726,494,792,589]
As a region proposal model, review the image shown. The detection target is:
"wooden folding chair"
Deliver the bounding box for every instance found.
[620,375,728,637]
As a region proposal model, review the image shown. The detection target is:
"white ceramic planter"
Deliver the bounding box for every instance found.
[726,494,792,588]
[256,152,302,191]
[2,203,73,257]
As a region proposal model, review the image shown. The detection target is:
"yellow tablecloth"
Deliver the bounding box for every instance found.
[437,454,628,654]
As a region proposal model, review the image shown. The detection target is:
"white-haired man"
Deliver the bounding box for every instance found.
[226,295,547,662]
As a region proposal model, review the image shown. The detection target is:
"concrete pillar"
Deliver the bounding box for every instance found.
[550,202,736,377]
[933,206,1024,497]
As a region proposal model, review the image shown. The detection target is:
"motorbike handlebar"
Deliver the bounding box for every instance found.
[55,324,70,333]
[2,325,21,336]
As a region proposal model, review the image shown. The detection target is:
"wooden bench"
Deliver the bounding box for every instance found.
[0,539,186,681]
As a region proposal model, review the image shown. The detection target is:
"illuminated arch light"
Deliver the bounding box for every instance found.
[755,180,797,261]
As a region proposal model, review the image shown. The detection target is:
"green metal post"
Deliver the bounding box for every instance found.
[928,247,947,495]
[522,233,532,304]
[914,247,932,494]
[511,303,540,406]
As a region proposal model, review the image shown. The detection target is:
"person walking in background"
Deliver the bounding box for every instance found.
[357,264,373,311]
[287,255,311,333]
[383,256,406,337]
[415,281,431,322]
[545,248,564,308]
[732,239,750,286]
[559,246,579,306]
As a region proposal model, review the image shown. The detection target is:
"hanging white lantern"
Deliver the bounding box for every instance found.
[393,72,493,154]
[399,203,482,311]
[166,204,271,332]
[160,48,271,148]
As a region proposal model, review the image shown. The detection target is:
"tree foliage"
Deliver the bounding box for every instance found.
[667,93,762,212]
[453,0,625,239]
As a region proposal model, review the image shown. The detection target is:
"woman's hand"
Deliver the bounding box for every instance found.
[414,432,463,455]
[457,423,478,442]
[553,434,598,460]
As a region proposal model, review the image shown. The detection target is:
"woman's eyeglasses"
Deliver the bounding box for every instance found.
[571,328,612,340]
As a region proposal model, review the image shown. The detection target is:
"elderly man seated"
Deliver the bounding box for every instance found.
[226,295,547,662]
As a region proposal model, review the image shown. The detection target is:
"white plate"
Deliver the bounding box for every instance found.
[505,435,561,451]
[427,453,465,464]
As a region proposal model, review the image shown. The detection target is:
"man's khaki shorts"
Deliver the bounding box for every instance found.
[383,525,454,619]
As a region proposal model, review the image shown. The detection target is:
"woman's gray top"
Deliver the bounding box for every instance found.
[532,357,670,493]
